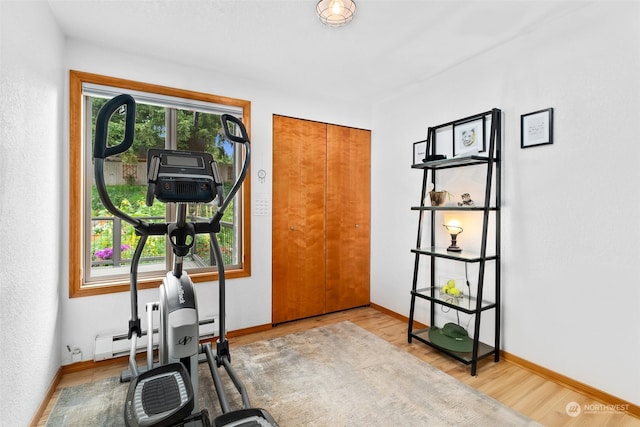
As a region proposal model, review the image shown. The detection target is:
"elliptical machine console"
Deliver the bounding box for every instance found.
[145,149,223,205]
[93,94,277,427]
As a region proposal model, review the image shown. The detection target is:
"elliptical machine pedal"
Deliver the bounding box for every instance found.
[125,363,197,427]
[213,408,278,427]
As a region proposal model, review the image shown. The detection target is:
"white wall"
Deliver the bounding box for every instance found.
[371,2,640,406]
[59,40,372,366]
[0,1,65,425]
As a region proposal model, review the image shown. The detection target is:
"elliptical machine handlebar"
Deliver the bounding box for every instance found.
[94,94,136,159]
[220,113,249,144]
[93,94,144,230]
[211,114,250,224]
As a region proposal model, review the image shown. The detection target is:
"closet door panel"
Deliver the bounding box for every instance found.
[272,116,327,324]
[325,125,371,313]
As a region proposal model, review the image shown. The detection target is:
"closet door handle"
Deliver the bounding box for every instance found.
[290,226,295,231]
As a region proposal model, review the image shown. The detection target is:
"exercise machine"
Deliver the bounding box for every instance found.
[93,94,277,427]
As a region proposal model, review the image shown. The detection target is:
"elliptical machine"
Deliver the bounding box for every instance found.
[93,94,277,427]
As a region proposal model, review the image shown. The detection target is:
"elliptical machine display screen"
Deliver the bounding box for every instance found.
[146,149,221,205]
[163,154,203,168]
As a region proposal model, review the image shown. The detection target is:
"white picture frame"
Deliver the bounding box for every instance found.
[453,118,485,157]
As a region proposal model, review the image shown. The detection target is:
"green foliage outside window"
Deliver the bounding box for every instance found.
[90,97,237,268]
[91,185,166,265]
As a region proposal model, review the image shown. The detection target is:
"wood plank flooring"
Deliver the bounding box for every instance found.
[36,306,640,426]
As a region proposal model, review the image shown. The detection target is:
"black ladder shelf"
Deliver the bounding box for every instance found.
[408,109,502,376]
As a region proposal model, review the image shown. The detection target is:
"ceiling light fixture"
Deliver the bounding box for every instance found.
[316,0,356,27]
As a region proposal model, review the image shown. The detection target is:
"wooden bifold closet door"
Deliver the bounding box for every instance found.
[272,116,327,323]
[272,115,370,324]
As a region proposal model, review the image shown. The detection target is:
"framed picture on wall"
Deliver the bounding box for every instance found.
[413,139,427,165]
[453,118,485,157]
[521,108,554,148]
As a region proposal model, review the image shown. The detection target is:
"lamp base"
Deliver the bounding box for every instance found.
[446,245,462,252]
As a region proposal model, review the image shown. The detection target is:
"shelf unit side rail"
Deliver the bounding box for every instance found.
[427,127,437,327]
[494,109,502,361]
[470,108,501,375]
[408,252,421,340]
[408,136,432,341]
[477,110,499,276]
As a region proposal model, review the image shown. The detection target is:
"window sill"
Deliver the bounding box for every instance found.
[70,267,250,298]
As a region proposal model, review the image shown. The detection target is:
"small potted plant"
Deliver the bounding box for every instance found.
[427,185,453,206]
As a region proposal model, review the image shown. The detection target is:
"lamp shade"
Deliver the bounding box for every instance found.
[316,0,356,27]
[443,224,463,236]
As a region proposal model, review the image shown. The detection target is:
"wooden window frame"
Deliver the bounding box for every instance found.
[69,70,251,298]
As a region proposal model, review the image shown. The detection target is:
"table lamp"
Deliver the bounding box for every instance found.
[443,221,463,252]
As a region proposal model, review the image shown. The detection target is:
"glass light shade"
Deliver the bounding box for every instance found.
[443,224,463,236]
[443,223,463,252]
[316,0,356,27]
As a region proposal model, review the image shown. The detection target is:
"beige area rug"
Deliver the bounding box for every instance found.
[47,321,540,426]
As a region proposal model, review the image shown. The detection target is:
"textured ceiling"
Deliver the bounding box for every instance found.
[47,0,587,104]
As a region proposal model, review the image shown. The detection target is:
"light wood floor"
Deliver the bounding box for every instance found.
[37,306,639,426]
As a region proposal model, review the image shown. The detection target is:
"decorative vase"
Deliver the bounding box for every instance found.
[429,191,448,206]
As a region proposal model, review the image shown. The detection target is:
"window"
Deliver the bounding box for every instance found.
[69,71,251,297]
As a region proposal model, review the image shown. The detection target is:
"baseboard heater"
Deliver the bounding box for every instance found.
[94,316,219,361]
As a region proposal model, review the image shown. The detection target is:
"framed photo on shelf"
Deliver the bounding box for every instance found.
[413,140,427,165]
[453,118,485,157]
[521,108,553,148]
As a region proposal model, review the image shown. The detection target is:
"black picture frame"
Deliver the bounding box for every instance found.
[453,117,485,157]
[521,108,554,148]
[413,140,427,165]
